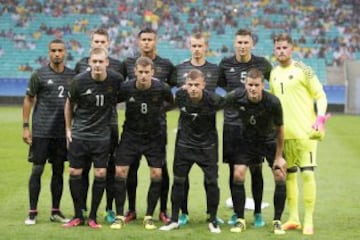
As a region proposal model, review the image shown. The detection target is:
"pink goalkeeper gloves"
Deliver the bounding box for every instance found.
[309,114,331,141]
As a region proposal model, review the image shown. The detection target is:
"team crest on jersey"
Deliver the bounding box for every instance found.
[129,96,135,102]
[86,66,91,72]
[230,67,235,73]
[206,72,212,78]
[152,96,158,102]
[156,67,162,74]
[47,79,54,84]
[239,106,246,111]
[180,106,186,112]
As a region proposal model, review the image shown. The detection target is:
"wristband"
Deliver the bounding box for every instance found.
[23,123,29,128]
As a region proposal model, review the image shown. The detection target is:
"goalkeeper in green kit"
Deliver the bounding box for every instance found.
[269,33,329,236]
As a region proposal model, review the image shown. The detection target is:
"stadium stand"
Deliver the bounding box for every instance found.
[0,0,358,107]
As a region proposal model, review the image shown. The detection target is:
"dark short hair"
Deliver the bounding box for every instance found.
[48,39,65,49]
[235,29,253,38]
[246,68,264,82]
[138,28,157,37]
[273,33,293,44]
[186,69,204,81]
[135,56,154,68]
[91,28,109,40]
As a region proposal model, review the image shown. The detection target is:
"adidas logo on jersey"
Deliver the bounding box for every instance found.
[239,106,246,111]
[230,67,235,73]
[47,79,54,84]
[81,89,92,95]
[180,107,186,112]
[129,97,135,102]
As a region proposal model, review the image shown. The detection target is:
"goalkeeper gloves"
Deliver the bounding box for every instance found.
[309,114,331,141]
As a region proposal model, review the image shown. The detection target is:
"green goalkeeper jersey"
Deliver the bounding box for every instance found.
[269,60,327,140]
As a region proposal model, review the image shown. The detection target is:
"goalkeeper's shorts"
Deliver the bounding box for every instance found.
[284,139,318,168]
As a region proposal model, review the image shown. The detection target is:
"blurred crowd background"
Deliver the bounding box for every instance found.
[0,0,359,105]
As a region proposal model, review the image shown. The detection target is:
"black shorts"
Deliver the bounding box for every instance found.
[232,141,276,167]
[28,137,67,164]
[223,124,264,165]
[67,138,110,169]
[115,130,165,168]
[173,144,218,179]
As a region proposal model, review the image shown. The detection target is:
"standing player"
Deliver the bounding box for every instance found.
[269,33,328,235]
[218,29,272,226]
[160,69,223,233]
[226,68,286,235]
[110,57,174,230]
[22,39,75,225]
[74,28,124,223]
[121,28,175,224]
[171,32,222,225]
[172,32,219,91]
[63,48,122,228]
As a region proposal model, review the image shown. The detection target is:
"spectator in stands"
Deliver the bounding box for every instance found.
[18,63,33,72]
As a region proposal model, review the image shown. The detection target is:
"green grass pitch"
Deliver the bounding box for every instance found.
[0,106,359,239]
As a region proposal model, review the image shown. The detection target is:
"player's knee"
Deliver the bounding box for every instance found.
[94,168,106,178]
[150,168,162,179]
[115,166,128,178]
[273,166,286,181]
[233,171,246,182]
[69,167,82,176]
[301,169,315,182]
[31,164,44,176]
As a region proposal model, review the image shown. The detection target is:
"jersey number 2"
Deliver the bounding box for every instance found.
[58,86,65,98]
